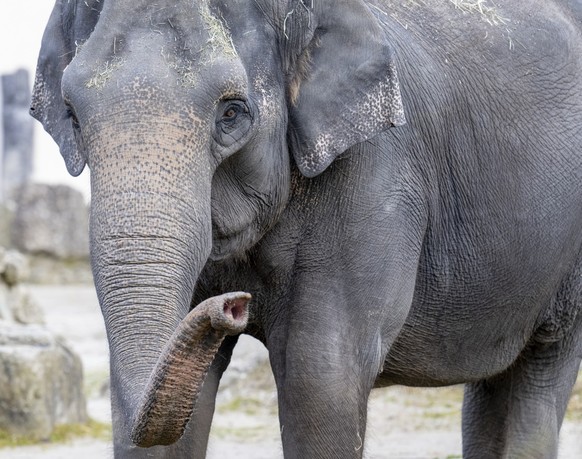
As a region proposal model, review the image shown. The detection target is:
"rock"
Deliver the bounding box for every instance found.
[7,285,45,325]
[0,324,87,440]
[0,248,42,324]
[0,246,5,274]
[27,255,93,285]
[11,184,89,260]
[1,249,29,286]
[0,284,44,325]
[0,247,85,440]
[0,205,14,248]
[0,283,12,322]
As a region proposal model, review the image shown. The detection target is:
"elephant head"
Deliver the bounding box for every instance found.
[31,0,404,449]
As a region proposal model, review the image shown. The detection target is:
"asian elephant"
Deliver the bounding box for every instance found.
[31,0,582,457]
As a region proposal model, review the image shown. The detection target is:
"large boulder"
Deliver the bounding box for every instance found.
[1,249,29,287]
[0,284,45,325]
[0,249,44,325]
[0,324,87,440]
[0,247,87,440]
[0,205,14,248]
[11,184,89,260]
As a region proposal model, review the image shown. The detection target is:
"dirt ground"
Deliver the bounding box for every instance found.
[0,285,580,459]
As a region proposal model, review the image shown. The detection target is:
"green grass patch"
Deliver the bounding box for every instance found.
[210,424,275,442]
[0,419,111,448]
[50,419,111,443]
[217,396,274,416]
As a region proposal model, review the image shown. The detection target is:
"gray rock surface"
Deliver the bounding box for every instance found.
[11,184,89,260]
[0,251,43,325]
[0,205,14,249]
[0,247,86,440]
[1,249,29,286]
[5,285,45,325]
[0,324,87,440]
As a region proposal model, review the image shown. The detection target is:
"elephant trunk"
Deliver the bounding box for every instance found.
[91,193,251,448]
[87,105,249,446]
[130,292,250,447]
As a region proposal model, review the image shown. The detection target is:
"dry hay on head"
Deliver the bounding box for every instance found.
[199,3,238,60]
[86,56,125,89]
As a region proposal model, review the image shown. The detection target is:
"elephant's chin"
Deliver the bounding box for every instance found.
[210,225,259,261]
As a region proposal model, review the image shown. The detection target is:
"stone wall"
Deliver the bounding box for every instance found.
[8,183,92,284]
[0,69,90,441]
[12,184,89,260]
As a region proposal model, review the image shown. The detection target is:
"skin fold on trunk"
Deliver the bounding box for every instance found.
[130,292,251,447]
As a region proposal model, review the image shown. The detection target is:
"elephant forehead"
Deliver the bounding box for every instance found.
[158,3,248,94]
[198,2,238,61]
[164,2,240,71]
[89,0,242,84]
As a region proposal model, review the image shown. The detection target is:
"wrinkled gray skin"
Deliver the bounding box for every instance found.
[32,0,582,457]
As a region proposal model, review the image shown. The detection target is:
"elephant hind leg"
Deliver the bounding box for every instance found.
[462,325,582,459]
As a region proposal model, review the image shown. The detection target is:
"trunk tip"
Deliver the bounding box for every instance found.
[211,291,251,335]
[131,428,181,449]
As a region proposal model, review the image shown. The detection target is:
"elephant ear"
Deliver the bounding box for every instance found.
[286,0,406,178]
[30,0,102,176]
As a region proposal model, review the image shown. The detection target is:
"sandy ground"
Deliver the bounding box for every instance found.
[0,285,580,458]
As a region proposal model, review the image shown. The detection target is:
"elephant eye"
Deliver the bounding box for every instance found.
[224,108,236,119]
[221,101,247,123]
[214,99,253,150]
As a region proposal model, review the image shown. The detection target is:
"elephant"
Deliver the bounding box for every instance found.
[31,0,582,457]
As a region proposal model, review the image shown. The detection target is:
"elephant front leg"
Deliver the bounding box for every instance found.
[268,297,389,459]
[266,202,421,458]
[273,346,374,458]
